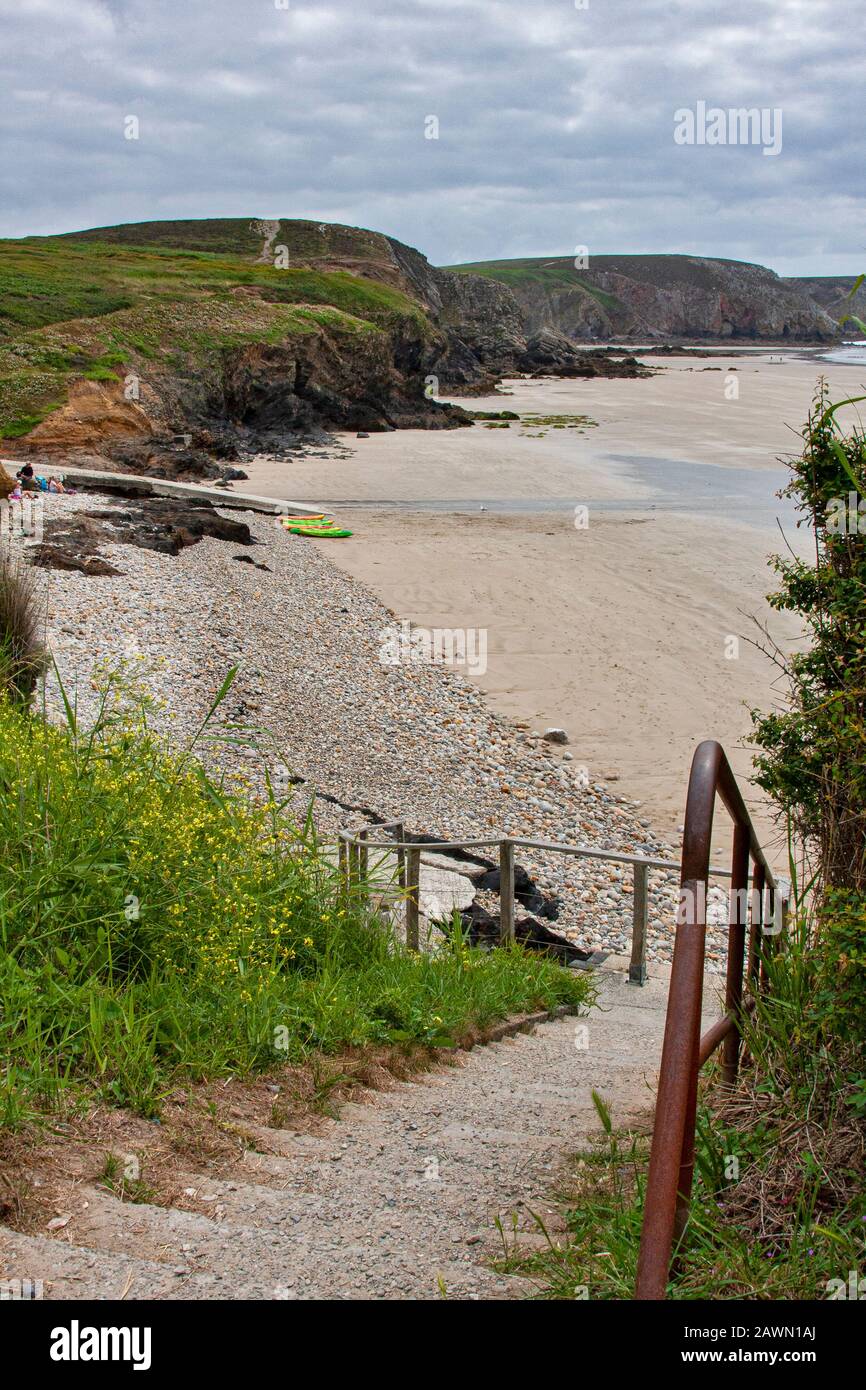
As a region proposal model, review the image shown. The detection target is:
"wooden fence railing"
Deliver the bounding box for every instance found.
[338,820,739,983]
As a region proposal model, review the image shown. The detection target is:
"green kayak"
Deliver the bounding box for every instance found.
[283,523,353,538]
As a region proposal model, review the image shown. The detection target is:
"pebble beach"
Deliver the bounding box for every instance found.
[30,491,734,969]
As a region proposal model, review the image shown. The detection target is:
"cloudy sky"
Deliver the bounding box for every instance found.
[0,0,861,274]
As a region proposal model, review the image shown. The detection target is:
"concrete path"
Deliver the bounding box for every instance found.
[0,461,323,518]
[0,960,720,1301]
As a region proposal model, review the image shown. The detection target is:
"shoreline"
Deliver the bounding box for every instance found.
[29,350,864,925]
[237,352,863,855]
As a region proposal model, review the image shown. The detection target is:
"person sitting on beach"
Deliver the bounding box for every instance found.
[16,462,37,492]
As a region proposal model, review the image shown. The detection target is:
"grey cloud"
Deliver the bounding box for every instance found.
[0,0,862,275]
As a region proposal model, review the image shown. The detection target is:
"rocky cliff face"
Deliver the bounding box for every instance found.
[214,328,466,437]
[590,258,838,340]
[18,312,467,470]
[445,254,840,344]
[784,276,866,332]
[383,238,528,380]
[235,222,641,387]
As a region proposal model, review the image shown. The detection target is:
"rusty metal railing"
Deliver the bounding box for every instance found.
[634,739,787,1300]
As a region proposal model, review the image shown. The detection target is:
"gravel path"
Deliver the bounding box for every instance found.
[29,492,733,965]
[0,961,719,1300]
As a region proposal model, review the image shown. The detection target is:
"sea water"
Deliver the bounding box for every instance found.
[819,342,866,366]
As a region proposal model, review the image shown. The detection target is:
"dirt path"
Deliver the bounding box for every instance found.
[253,218,281,264]
[0,960,719,1301]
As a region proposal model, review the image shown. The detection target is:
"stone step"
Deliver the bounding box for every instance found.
[3,1182,536,1300]
[0,1221,534,1301]
[0,1228,231,1301]
[0,970,722,1301]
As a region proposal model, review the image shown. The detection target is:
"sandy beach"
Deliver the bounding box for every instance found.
[241,350,866,863]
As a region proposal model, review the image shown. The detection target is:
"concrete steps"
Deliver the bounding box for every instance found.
[0,958,722,1300]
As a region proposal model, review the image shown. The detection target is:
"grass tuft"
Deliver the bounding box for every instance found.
[0,557,47,707]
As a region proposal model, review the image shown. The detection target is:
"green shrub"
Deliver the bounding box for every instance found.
[752,384,866,894]
[813,889,866,1049]
[0,673,590,1123]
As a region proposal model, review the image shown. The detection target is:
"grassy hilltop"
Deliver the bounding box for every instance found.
[1,221,845,448]
[0,219,433,441]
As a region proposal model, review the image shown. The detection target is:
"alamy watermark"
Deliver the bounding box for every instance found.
[379,620,487,676]
[1,1277,43,1300]
[677,882,784,934]
[50,1322,152,1370]
[826,491,866,534]
[826,1270,866,1300]
[674,101,782,157]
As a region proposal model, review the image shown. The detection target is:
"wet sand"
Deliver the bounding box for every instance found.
[243,350,866,864]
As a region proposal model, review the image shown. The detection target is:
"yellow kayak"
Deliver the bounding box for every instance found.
[283,522,352,538]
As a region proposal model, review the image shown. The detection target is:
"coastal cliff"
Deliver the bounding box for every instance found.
[784,275,866,332]
[444,253,842,343]
[0,217,650,470]
[0,219,839,471]
[0,220,465,468]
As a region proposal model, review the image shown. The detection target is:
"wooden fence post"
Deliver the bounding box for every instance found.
[405,846,421,951]
[358,826,369,882]
[348,839,361,894]
[338,835,350,904]
[394,823,406,891]
[499,839,515,944]
[628,861,649,984]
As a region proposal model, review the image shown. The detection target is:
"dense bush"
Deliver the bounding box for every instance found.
[752,384,866,894]
[747,382,866,1089]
